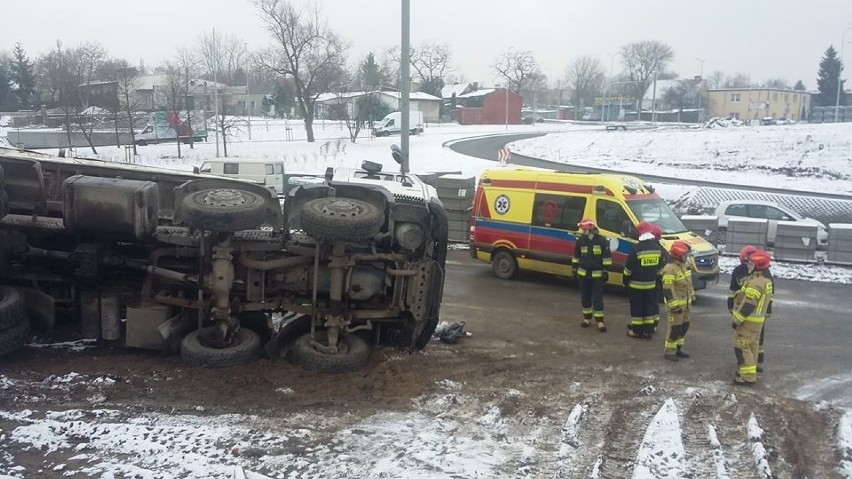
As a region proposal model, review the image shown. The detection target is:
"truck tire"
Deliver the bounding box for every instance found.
[0,287,27,331]
[181,326,261,368]
[182,188,267,232]
[0,321,31,357]
[492,250,518,279]
[292,333,369,373]
[300,197,384,242]
[137,140,147,146]
[0,164,5,188]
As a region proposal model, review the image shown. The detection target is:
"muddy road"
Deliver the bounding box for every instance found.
[0,250,850,478]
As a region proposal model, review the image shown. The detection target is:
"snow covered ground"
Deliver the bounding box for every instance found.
[507,123,852,196]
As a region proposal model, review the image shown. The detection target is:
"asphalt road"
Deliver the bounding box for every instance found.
[448,130,852,201]
[442,249,852,406]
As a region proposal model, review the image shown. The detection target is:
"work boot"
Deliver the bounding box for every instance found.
[757,364,764,373]
[664,354,679,362]
[581,319,592,328]
[627,329,643,338]
[596,322,607,333]
[676,348,690,358]
[732,377,755,386]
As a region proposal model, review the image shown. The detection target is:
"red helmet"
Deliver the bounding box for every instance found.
[739,245,758,263]
[636,221,653,236]
[578,219,597,231]
[749,250,771,270]
[669,240,690,260]
[650,224,662,241]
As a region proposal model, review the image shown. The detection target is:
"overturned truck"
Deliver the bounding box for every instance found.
[0,148,448,372]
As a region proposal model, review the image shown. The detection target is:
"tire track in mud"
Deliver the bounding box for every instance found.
[594,392,660,478]
[679,392,732,479]
[707,392,762,479]
[561,394,612,478]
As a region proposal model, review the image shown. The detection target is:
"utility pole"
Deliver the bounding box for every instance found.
[835,28,852,123]
[696,58,706,123]
[246,42,252,140]
[213,28,220,158]
[400,0,410,173]
[650,71,658,123]
[505,86,509,130]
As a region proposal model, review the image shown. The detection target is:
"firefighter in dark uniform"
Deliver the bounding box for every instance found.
[650,223,668,332]
[624,221,663,339]
[729,245,774,373]
[731,250,774,385]
[661,240,694,361]
[572,219,612,332]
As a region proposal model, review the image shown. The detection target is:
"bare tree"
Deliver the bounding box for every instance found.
[176,47,199,149]
[390,43,451,97]
[705,70,726,90]
[662,79,699,122]
[724,73,752,88]
[113,60,143,156]
[763,78,789,89]
[254,0,348,142]
[70,42,107,154]
[619,40,675,110]
[492,49,541,95]
[198,31,247,156]
[564,56,605,108]
[159,63,188,159]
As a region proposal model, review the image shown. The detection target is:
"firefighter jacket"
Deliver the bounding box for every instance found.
[623,239,663,290]
[572,232,612,278]
[729,264,774,314]
[661,259,694,309]
[732,271,774,325]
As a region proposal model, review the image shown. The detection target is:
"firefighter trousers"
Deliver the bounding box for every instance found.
[664,306,690,355]
[734,321,763,383]
[628,288,659,336]
[579,276,604,322]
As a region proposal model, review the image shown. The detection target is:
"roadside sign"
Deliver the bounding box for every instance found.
[498,147,511,165]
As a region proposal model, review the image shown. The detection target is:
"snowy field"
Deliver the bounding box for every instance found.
[508,123,852,196]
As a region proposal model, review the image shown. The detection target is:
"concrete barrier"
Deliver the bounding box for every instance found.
[435,175,475,242]
[6,129,134,149]
[773,221,817,262]
[826,223,852,265]
[724,218,768,255]
[680,215,719,245]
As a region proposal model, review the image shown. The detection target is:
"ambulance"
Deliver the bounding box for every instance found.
[468,167,720,289]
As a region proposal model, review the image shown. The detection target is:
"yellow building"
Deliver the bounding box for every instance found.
[706,88,811,122]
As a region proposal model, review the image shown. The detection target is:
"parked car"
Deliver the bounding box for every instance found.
[715,200,828,246]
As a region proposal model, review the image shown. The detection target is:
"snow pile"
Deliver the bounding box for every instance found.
[632,398,685,478]
[703,117,744,128]
[555,403,587,475]
[26,339,98,352]
[706,424,731,479]
[0,115,10,147]
[840,410,852,478]
[718,256,852,285]
[508,123,852,195]
[747,413,773,479]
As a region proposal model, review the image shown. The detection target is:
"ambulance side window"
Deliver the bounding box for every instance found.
[596,199,632,235]
[532,194,586,230]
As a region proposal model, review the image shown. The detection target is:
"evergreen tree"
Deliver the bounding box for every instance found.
[271,79,295,118]
[793,80,806,91]
[359,53,384,91]
[0,65,13,110]
[11,42,36,109]
[816,45,846,106]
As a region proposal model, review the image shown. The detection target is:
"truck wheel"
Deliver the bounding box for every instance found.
[182,188,267,232]
[292,333,369,373]
[0,287,27,331]
[181,326,261,368]
[137,140,147,146]
[492,250,518,279]
[300,197,384,242]
[0,321,31,357]
[0,164,6,188]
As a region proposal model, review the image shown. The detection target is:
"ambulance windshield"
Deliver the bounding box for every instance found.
[626,198,687,234]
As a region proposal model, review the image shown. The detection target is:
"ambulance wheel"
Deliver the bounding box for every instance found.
[492,250,518,279]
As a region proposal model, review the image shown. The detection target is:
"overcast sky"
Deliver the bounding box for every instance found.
[4,0,852,90]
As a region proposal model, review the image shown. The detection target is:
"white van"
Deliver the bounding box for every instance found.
[373,111,424,137]
[195,159,286,195]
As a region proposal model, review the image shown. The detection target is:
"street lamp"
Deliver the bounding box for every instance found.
[696,58,706,123]
[604,53,615,122]
[835,27,852,123]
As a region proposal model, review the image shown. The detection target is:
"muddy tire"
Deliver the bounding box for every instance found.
[0,189,8,220]
[182,188,267,232]
[0,321,31,357]
[292,333,369,373]
[300,197,384,242]
[0,287,27,331]
[181,326,261,368]
[492,250,518,279]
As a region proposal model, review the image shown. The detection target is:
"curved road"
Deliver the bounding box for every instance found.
[448,131,852,201]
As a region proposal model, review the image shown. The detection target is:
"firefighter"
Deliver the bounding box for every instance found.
[624,221,663,339]
[731,250,774,385]
[728,245,774,372]
[661,240,694,361]
[572,219,612,332]
[650,224,668,332]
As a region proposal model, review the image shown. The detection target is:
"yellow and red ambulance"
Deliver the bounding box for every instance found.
[469,167,719,289]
